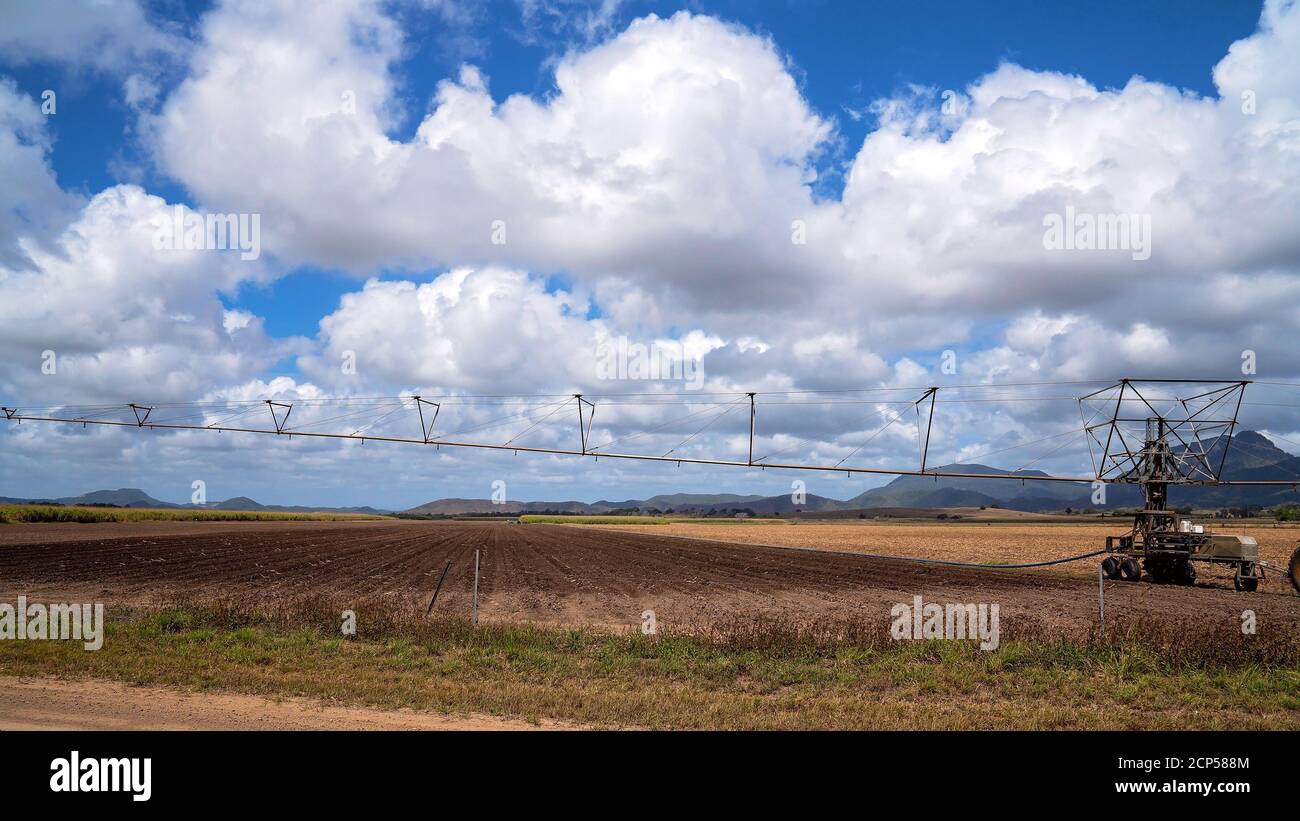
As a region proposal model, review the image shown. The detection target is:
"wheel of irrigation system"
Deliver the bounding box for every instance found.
[1101,556,1120,579]
[1289,545,1300,594]
[1147,562,1169,584]
[1120,558,1142,582]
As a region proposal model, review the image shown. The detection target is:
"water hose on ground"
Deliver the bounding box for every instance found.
[838,548,1110,570]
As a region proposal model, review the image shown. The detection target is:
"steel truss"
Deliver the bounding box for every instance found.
[1080,379,1248,485]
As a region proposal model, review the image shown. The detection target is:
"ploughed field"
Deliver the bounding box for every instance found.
[1,520,1297,633]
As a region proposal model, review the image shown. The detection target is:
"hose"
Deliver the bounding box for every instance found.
[838,548,1110,570]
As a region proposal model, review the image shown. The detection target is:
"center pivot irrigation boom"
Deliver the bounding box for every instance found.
[1079,380,1287,591]
[4,378,1299,592]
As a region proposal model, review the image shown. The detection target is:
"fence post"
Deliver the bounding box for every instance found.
[1098,563,1105,637]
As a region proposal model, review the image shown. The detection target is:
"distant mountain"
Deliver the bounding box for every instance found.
[843,464,1083,510]
[404,493,770,516]
[911,488,1005,508]
[595,493,767,510]
[1179,429,1287,472]
[211,496,265,510]
[1158,430,1300,507]
[403,498,600,515]
[0,487,389,516]
[58,488,179,508]
[206,496,388,515]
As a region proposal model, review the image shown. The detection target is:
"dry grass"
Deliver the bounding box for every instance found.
[2,596,1297,730]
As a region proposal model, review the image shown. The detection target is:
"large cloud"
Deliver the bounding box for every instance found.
[0,80,82,269]
[153,4,834,305]
[299,266,598,392]
[146,0,1300,365]
[0,0,185,74]
[0,184,297,403]
[3,0,1300,505]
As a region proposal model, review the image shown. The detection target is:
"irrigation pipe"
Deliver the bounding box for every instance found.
[841,548,1109,570]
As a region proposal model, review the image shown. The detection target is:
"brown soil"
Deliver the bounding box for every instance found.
[0,676,570,730]
[1,519,1296,634]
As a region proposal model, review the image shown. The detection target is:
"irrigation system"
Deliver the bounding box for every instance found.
[6,377,1300,591]
[4,377,1300,485]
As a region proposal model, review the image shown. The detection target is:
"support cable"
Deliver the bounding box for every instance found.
[662,398,746,457]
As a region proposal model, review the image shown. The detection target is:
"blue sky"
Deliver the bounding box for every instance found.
[16,1,1263,192]
[6,1,1264,340]
[2,0,1298,508]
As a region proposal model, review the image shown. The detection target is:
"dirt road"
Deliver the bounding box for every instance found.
[0,677,566,730]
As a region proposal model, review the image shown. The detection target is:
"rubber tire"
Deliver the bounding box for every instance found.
[1120,558,1142,582]
[1176,561,1197,587]
[1102,556,1120,580]
[1289,545,1300,594]
[1234,575,1258,593]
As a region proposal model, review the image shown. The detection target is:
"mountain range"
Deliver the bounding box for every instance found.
[0,487,387,516]
[6,431,1298,516]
